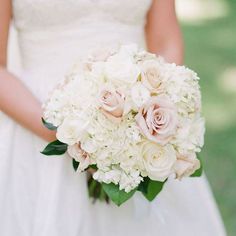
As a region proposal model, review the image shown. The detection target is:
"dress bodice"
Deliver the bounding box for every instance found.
[13,0,152,33]
[12,0,152,100]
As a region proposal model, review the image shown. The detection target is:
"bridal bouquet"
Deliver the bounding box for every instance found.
[42,44,205,206]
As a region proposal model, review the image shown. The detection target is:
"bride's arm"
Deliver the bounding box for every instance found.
[145,0,184,64]
[0,0,56,142]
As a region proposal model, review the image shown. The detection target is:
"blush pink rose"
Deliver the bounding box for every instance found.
[99,87,125,122]
[135,95,177,145]
[174,152,200,179]
[67,143,90,171]
[140,60,164,93]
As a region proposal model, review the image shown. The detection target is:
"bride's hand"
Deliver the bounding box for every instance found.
[41,127,57,142]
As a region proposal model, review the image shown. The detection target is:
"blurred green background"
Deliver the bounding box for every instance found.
[177,0,236,235]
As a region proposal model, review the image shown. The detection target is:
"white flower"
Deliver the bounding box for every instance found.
[80,136,97,154]
[93,168,121,185]
[134,50,157,64]
[141,141,176,181]
[56,117,89,145]
[43,88,69,126]
[173,116,205,153]
[87,61,106,85]
[125,125,142,143]
[119,170,143,192]
[160,64,201,115]
[94,149,114,171]
[131,82,151,108]
[119,145,143,172]
[104,50,140,85]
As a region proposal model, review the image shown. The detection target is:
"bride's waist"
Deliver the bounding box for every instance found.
[17,23,145,71]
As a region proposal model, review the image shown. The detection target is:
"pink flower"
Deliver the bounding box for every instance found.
[99,87,125,122]
[140,60,164,93]
[174,152,200,179]
[67,143,90,171]
[135,95,177,145]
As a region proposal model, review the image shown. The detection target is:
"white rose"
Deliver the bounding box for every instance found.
[141,141,176,181]
[56,117,89,145]
[80,136,97,154]
[104,51,140,85]
[174,152,200,179]
[131,82,151,108]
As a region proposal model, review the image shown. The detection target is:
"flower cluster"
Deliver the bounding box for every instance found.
[43,44,204,193]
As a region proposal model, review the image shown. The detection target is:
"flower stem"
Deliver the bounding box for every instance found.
[87,175,109,204]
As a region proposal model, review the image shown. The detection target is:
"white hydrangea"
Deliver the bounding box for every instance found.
[93,168,121,185]
[172,116,205,154]
[119,170,143,193]
[161,64,201,116]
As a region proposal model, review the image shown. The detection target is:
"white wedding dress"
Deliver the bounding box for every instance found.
[0,0,226,235]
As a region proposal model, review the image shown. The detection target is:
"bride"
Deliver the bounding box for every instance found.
[0,0,226,235]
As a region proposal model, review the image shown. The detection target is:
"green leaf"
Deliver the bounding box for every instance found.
[191,155,203,177]
[137,177,150,194]
[41,140,68,156]
[140,178,165,201]
[102,183,137,206]
[191,165,203,177]
[72,159,80,171]
[42,118,57,130]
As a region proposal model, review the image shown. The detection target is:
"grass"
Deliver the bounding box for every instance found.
[181,1,236,234]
